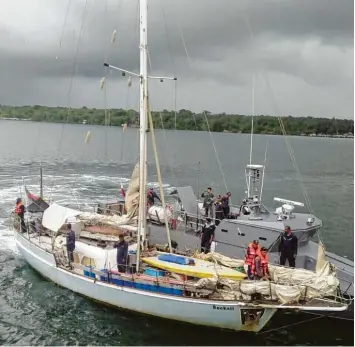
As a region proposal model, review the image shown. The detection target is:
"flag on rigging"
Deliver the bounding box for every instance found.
[120,182,125,198]
[25,186,39,202]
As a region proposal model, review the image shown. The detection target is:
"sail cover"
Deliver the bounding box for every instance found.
[27,198,49,213]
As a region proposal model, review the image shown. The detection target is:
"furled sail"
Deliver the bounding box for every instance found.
[124,162,140,218]
[74,163,140,231]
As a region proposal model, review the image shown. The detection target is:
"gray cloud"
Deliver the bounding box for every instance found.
[0,0,353,118]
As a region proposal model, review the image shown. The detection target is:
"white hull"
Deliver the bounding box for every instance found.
[14,232,276,332]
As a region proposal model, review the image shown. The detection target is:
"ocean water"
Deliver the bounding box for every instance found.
[0,120,353,345]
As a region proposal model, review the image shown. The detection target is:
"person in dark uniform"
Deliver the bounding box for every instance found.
[278,226,298,268]
[200,217,215,254]
[201,187,214,217]
[15,198,26,233]
[214,195,224,226]
[66,223,76,264]
[114,234,129,272]
[147,188,161,207]
[221,192,231,218]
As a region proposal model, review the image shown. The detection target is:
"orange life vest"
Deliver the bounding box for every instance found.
[253,252,269,276]
[15,202,23,214]
[244,243,260,268]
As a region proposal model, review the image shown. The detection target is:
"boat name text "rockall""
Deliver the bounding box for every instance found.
[213,305,235,311]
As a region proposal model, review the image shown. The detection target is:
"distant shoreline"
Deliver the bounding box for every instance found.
[1,117,353,139]
[0,104,353,138]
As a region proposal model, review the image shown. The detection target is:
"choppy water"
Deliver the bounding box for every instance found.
[0,120,353,345]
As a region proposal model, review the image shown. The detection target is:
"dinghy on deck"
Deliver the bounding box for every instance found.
[142,253,247,280]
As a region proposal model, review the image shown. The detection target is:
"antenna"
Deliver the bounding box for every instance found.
[40,163,43,200]
[247,72,255,197]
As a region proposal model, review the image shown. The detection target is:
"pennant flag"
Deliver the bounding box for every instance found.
[120,182,125,197]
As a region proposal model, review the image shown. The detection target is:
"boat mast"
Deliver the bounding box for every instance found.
[137,0,148,250]
[247,72,255,198]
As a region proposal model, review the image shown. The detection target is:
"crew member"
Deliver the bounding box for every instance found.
[214,195,223,226]
[254,247,270,280]
[147,187,161,207]
[114,234,129,272]
[278,225,298,268]
[15,198,26,233]
[221,192,231,218]
[200,217,215,254]
[66,223,76,264]
[244,240,261,279]
[201,187,214,217]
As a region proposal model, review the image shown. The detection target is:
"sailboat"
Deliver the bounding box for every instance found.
[13,0,349,333]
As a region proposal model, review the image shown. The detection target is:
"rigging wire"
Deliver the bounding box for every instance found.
[256,315,323,335]
[259,138,269,202]
[48,0,90,206]
[144,1,180,190]
[173,12,198,132]
[103,0,109,160]
[172,1,230,198]
[174,80,178,130]
[159,0,176,75]
[46,0,73,203]
[240,8,327,249]
[158,0,179,132]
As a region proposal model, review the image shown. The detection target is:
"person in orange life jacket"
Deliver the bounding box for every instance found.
[278,225,298,268]
[66,223,76,264]
[200,217,215,254]
[15,198,26,233]
[253,247,270,281]
[147,187,160,207]
[244,240,261,279]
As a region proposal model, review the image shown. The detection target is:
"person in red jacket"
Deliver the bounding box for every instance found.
[253,247,270,280]
[244,240,260,279]
[15,198,26,233]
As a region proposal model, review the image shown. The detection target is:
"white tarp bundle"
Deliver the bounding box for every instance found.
[193,251,340,304]
[76,212,137,228]
[42,203,81,232]
[194,252,245,268]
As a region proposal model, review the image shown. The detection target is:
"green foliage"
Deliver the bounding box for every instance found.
[0,105,353,136]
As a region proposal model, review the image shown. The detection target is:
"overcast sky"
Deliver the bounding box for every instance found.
[0,0,353,119]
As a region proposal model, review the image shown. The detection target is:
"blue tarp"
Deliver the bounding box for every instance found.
[158,254,195,266]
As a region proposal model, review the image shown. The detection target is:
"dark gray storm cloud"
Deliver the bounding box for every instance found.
[0,0,353,118]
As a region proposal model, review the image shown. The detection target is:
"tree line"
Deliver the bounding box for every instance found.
[0,105,353,136]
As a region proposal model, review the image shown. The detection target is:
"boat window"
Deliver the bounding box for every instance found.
[259,237,267,241]
[81,256,96,268]
[221,229,228,233]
